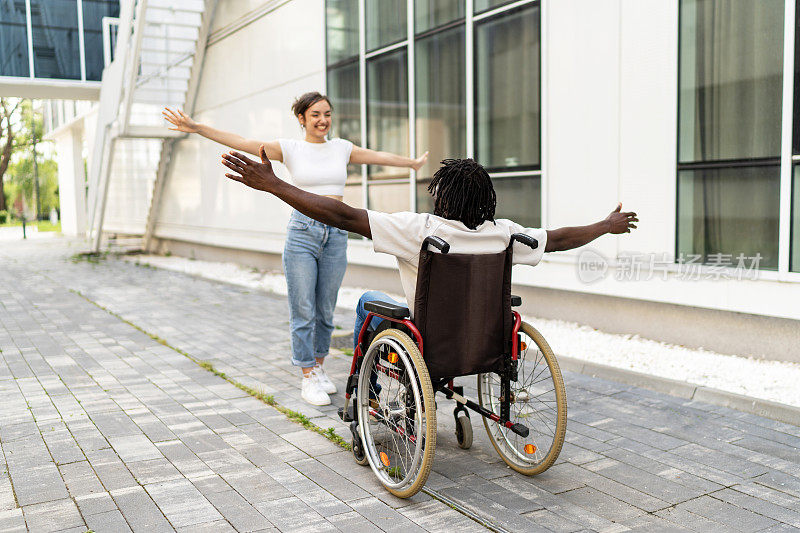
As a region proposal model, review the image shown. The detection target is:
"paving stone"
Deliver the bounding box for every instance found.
[676,495,779,531]
[255,496,335,532]
[145,478,223,528]
[204,489,274,532]
[111,486,174,532]
[84,509,133,533]
[22,498,85,532]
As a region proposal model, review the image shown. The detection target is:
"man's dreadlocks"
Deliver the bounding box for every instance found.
[427,158,496,230]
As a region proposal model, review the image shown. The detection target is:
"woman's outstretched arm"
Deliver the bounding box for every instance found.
[162,108,283,161]
[349,145,428,171]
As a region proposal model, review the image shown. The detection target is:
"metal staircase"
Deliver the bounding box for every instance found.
[86,0,217,252]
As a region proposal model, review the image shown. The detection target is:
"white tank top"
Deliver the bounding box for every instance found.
[277,138,353,196]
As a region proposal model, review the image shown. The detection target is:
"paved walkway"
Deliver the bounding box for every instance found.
[1,239,800,532]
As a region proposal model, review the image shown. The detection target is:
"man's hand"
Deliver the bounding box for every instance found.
[604,203,638,234]
[222,146,280,192]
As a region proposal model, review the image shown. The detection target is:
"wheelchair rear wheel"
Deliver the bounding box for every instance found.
[356,329,436,498]
[477,321,567,475]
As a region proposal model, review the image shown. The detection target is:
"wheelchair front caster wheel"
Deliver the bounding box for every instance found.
[455,412,473,449]
[350,422,369,466]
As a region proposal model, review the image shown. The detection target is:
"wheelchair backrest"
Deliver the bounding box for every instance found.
[413,243,513,381]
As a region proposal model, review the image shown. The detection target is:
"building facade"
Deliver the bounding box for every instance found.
[48,0,800,361]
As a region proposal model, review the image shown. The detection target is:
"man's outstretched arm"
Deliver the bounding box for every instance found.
[221,147,372,238]
[545,204,638,252]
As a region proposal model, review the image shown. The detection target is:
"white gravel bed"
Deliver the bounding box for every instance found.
[125,254,800,409]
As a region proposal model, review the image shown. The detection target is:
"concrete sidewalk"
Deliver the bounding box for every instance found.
[2,239,800,532]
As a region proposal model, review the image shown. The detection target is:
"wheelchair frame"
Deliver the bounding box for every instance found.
[337,234,567,497]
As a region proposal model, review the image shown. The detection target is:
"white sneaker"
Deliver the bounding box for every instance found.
[312,365,337,394]
[301,374,331,406]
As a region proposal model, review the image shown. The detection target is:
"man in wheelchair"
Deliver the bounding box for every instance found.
[222,150,637,345]
[222,148,638,496]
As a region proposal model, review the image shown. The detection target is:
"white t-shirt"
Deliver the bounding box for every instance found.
[278,138,353,196]
[367,211,548,311]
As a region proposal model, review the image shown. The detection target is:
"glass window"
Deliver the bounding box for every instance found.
[367,48,409,181]
[475,6,540,170]
[327,62,361,180]
[0,1,30,77]
[415,25,465,190]
[679,0,783,162]
[415,0,464,34]
[475,0,516,15]
[82,0,119,81]
[366,0,406,52]
[792,165,800,272]
[326,0,358,64]
[368,182,410,213]
[677,166,780,271]
[494,176,541,228]
[30,0,81,80]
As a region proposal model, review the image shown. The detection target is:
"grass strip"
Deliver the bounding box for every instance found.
[71,289,351,451]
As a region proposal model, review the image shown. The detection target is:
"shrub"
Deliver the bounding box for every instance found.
[0,210,8,224]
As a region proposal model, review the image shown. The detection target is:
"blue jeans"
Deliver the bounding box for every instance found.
[283,210,348,368]
[353,290,404,350]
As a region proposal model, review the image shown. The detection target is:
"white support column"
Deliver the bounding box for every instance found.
[54,123,87,236]
[465,0,475,159]
[407,0,416,212]
[359,0,368,214]
[779,0,795,277]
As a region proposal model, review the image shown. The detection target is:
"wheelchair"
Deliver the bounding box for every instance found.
[338,233,568,498]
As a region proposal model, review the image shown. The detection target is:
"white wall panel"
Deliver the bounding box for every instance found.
[544,0,621,260]
[156,0,325,246]
[617,0,678,258]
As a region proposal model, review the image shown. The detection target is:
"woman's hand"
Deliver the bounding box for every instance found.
[222,146,281,193]
[163,107,199,133]
[411,150,429,171]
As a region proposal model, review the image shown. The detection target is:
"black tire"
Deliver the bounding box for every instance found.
[455,412,473,450]
[477,322,567,475]
[356,329,436,498]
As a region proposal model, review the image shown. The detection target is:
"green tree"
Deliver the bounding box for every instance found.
[5,157,58,217]
[0,98,23,212]
[2,100,52,219]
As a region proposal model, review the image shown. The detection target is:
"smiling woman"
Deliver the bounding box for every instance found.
[162,92,427,407]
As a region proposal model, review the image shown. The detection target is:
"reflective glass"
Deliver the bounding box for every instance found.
[366,0,406,51]
[679,0,783,162]
[327,62,361,181]
[792,165,800,271]
[368,181,410,213]
[82,0,119,81]
[415,0,464,34]
[30,0,81,80]
[326,0,359,64]
[494,176,541,228]
[0,1,30,77]
[415,25,465,190]
[677,166,780,271]
[476,6,540,170]
[367,48,409,181]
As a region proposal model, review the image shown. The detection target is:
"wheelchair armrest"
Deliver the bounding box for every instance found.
[364,301,410,319]
[511,295,522,307]
[510,233,538,250]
